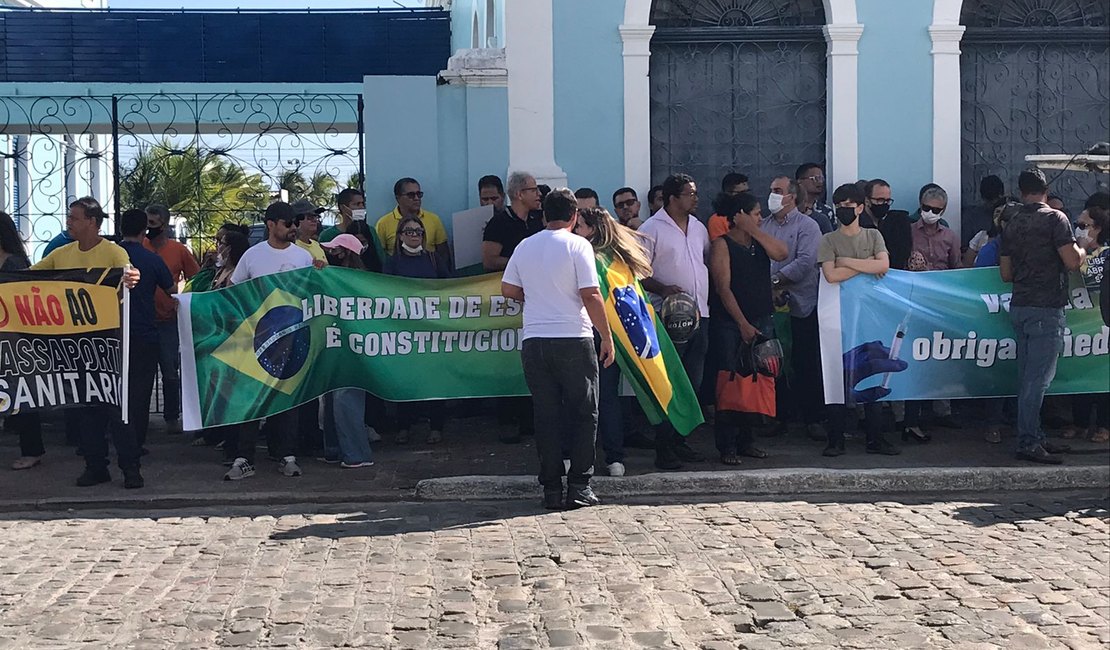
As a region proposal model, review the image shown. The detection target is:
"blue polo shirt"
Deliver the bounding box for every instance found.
[119,240,174,345]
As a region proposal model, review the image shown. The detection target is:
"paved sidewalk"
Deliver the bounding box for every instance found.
[0,409,1107,511]
[0,492,1105,648]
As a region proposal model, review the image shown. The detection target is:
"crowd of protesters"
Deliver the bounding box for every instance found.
[0,161,1107,504]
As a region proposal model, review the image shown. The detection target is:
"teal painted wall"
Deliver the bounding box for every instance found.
[855,0,934,203]
[362,76,508,236]
[449,0,505,51]
[552,0,625,207]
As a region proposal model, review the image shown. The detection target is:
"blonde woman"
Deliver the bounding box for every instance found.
[573,207,653,476]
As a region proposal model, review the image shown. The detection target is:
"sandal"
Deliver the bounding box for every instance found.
[11,456,42,470]
[720,454,742,466]
[1091,428,1110,443]
[738,446,768,459]
[1060,427,1080,439]
[426,430,443,444]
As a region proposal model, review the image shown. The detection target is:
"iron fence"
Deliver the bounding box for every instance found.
[0,92,365,262]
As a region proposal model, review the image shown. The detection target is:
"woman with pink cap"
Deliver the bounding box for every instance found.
[318,233,375,468]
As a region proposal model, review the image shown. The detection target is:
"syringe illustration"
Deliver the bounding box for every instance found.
[881,311,912,390]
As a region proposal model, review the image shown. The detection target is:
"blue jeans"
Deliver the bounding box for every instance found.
[1009,305,1065,451]
[155,320,181,422]
[323,390,372,464]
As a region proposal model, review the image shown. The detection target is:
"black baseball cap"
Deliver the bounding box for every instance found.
[264,202,296,222]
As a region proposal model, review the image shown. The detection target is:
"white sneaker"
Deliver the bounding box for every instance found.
[563,459,571,474]
[607,462,626,477]
[223,457,255,481]
[279,456,302,477]
[366,426,382,443]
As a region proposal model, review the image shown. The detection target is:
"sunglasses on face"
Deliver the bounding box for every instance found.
[615,199,638,209]
[399,191,425,200]
[400,228,425,237]
[921,205,945,215]
[278,219,297,228]
[803,175,824,183]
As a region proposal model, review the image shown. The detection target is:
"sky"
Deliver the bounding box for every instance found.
[109,0,425,8]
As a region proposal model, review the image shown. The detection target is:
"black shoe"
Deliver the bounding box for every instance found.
[75,469,111,487]
[567,486,600,509]
[624,432,656,449]
[1016,445,1063,464]
[1043,442,1071,454]
[122,469,145,489]
[901,426,931,444]
[673,440,704,462]
[822,440,845,457]
[542,490,564,510]
[654,449,683,470]
[866,438,901,455]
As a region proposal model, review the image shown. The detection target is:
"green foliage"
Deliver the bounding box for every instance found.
[118,139,271,243]
[278,169,340,209]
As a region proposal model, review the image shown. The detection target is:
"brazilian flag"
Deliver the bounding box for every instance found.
[598,254,704,436]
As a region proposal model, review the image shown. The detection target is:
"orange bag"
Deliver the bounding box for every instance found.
[716,371,776,417]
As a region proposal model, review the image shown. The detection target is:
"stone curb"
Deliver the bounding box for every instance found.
[0,465,1105,513]
[414,465,1110,501]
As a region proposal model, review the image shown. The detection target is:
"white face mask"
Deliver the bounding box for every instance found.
[350,209,367,221]
[921,211,943,225]
[766,193,784,214]
[1075,227,1090,241]
[401,243,424,254]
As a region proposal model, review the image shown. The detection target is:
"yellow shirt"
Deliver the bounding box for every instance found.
[296,239,328,264]
[31,239,130,270]
[375,208,448,254]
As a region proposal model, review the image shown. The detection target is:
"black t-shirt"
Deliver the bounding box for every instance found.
[709,235,772,324]
[482,207,544,259]
[863,210,912,270]
[1000,202,1075,308]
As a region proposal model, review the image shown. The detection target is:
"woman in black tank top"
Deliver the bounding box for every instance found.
[707,193,789,465]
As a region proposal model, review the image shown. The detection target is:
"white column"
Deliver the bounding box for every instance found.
[823,23,864,191]
[620,24,655,217]
[64,135,77,202]
[930,23,966,240]
[14,136,33,244]
[505,0,566,187]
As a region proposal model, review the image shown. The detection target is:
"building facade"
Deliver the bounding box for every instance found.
[390,0,1107,240]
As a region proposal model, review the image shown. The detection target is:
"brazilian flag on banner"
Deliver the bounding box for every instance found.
[597,255,704,436]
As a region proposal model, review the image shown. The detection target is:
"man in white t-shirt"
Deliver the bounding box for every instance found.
[223,202,316,482]
[502,188,615,510]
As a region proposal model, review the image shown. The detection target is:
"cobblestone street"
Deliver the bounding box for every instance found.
[0,492,1106,649]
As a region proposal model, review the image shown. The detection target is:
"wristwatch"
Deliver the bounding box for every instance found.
[771,273,782,286]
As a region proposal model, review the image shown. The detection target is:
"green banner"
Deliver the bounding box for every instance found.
[180,267,529,429]
[818,268,1109,404]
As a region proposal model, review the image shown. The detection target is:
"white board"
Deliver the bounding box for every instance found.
[452,205,494,270]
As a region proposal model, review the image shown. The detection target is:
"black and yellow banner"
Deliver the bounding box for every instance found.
[0,268,125,415]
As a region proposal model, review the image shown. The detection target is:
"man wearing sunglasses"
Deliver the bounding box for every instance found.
[612,187,643,230]
[795,163,835,234]
[224,201,317,481]
[376,177,450,266]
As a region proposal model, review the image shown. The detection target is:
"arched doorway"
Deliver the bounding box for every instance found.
[649,0,828,217]
[960,0,1109,216]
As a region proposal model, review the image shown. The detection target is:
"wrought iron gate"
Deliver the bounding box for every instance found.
[0,92,365,260]
[649,0,827,217]
[960,0,1109,215]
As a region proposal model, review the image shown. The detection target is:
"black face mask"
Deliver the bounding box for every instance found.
[146,226,164,240]
[835,207,858,226]
[870,203,891,220]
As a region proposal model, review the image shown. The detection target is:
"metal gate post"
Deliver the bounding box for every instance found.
[357,94,366,191]
[111,95,121,234]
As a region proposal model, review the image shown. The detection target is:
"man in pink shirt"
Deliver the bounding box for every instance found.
[909,186,961,271]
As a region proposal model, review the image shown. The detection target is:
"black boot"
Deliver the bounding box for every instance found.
[654,429,682,470]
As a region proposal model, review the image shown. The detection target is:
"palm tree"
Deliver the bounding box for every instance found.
[119,139,270,245]
[278,169,340,208]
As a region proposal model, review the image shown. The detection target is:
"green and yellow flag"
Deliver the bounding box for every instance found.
[597,255,704,436]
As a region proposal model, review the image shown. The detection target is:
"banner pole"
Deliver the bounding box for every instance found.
[120,266,131,424]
